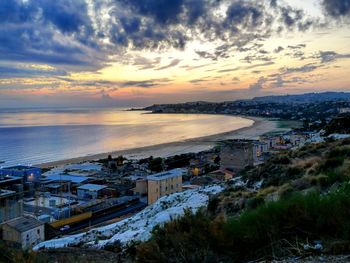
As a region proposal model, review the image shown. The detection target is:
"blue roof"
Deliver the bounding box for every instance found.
[77,184,107,192]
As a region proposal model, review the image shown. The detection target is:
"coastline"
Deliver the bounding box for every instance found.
[36,116,287,168]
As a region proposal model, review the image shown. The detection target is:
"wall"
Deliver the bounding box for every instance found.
[220,143,254,172]
[21,225,45,249]
[147,176,182,204]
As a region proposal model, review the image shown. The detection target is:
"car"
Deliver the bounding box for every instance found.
[60,225,70,231]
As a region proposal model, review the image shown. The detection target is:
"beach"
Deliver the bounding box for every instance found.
[36,116,285,168]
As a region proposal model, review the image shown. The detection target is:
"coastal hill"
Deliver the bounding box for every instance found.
[142,92,350,124]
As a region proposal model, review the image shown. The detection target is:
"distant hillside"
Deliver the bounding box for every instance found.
[143,92,350,123]
[251,92,350,103]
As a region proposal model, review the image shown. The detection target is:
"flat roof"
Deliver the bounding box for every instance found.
[147,168,184,181]
[6,216,43,233]
[77,183,107,192]
[45,174,89,184]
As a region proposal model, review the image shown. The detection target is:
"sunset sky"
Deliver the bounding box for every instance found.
[0,0,350,108]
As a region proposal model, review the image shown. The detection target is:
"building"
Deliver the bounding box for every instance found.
[77,184,107,199]
[133,179,148,196]
[207,169,235,182]
[220,140,254,172]
[0,166,41,183]
[0,189,23,224]
[2,216,44,249]
[147,169,183,204]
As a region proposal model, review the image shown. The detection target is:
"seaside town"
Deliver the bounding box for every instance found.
[2,0,350,262]
[0,96,349,255]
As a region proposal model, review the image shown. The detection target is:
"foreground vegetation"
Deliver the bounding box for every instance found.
[136,184,350,262]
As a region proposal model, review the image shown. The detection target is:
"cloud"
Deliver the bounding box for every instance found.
[0,0,322,76]
[132,56,162,70]
[249,77,267,91]
[274,46,284,53]
[321,0,350,18]
[287,44,306,49]
[281,63,320,74]
[0,65,67,79]
[316,51,350,63]
[119,78,171,88]
[156,59,181,70]
[217,61,274,73]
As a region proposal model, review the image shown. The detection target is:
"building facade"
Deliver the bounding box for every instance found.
[220,141,254,172]
[147,169,183,204]
[2,216,44,249]
[0,189,23,224]
[77,184,107,199]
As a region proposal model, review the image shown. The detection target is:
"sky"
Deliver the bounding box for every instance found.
[0,0,350,108]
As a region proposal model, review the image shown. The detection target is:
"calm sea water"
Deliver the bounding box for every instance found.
[0,108,253,166]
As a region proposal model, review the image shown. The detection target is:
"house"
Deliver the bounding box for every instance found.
[2,216,44,249]
[220,140,254,172]
[77,184,107,199]
[0,189,23,224]
[147,169,183,204]
[252,141,269,162]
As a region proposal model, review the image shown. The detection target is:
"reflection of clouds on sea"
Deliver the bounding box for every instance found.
[0,108,253,166]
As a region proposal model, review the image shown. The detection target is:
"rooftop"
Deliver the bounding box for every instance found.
[5,216,43,233]
[44,174,90,184]
[147,168,184,181]
[77,183,107,192]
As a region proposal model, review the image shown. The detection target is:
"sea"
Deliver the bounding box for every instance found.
[0,107,253,166]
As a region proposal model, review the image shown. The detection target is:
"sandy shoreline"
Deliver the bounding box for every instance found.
[36,116,286,168]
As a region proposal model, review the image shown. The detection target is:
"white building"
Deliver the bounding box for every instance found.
[147,169,184,204]
[2,216,44,249]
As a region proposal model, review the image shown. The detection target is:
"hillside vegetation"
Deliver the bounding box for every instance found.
[135,138,350,262]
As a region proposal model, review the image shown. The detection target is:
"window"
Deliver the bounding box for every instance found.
[37,229,40,234]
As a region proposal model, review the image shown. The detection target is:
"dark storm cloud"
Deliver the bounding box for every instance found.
[0,0,325,77]
[321,0,350,18]
[0,0,106,74]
